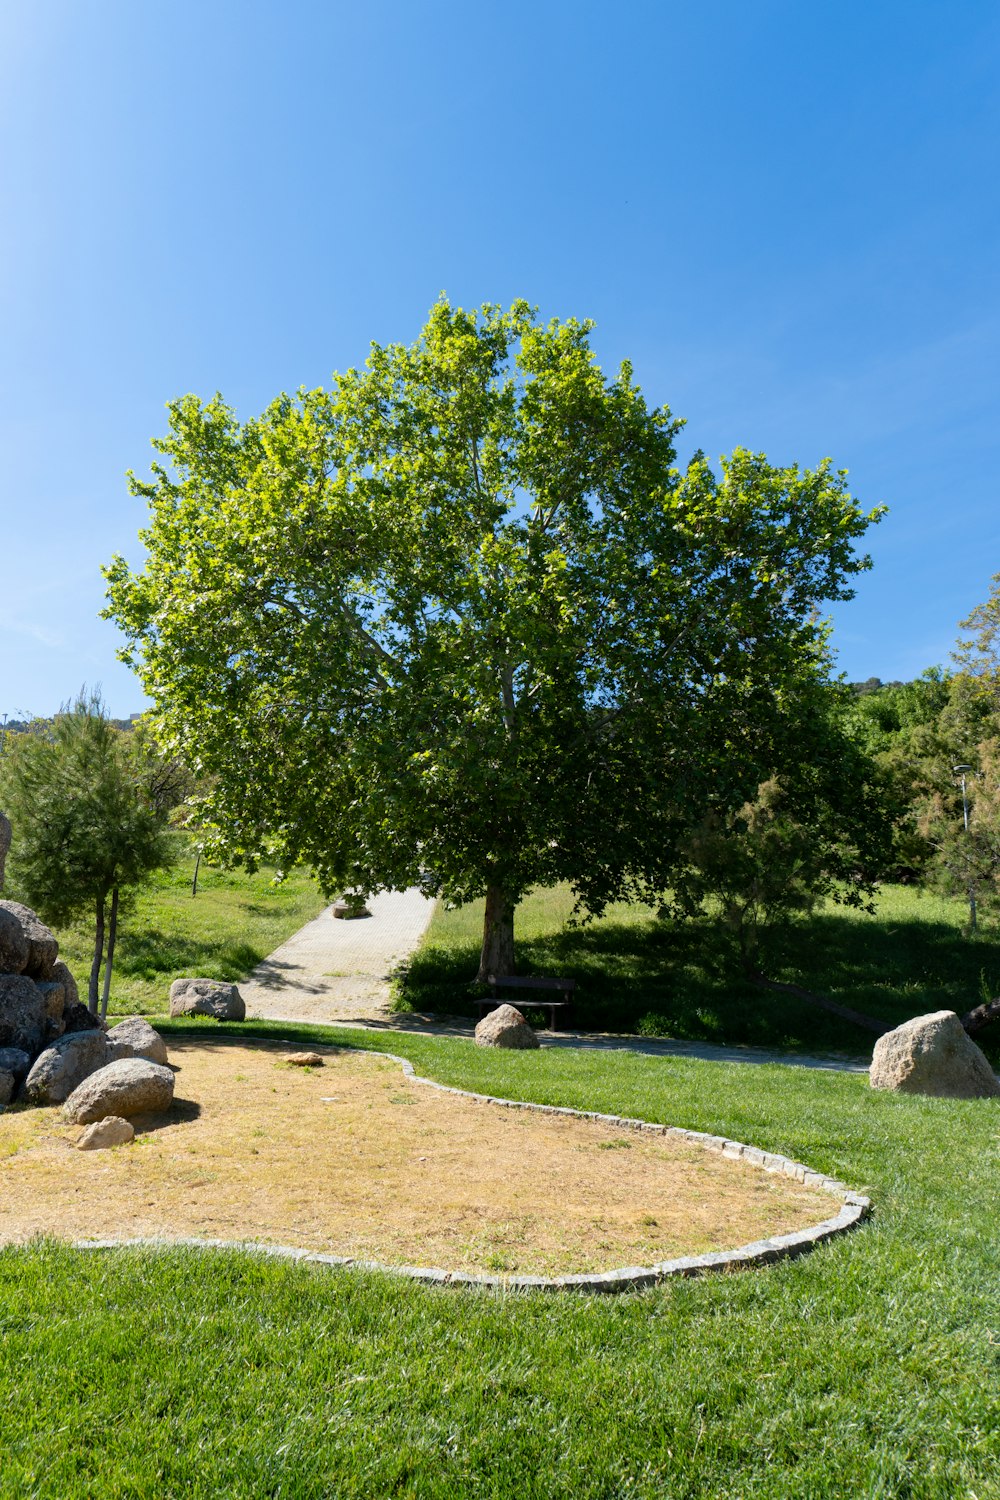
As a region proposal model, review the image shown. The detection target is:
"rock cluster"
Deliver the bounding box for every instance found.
[0,888,174,1142]
[0,895,91,1095]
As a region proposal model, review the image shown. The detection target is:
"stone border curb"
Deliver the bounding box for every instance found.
[49,1032,873,1293]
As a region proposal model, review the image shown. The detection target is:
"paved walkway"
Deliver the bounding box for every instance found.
[242,892,874,1074]
[241,887,436,1024]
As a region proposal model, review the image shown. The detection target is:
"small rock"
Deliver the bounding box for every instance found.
[332,899,371,919]
[284,1052,324,1067]
[870,1010,1000,1099]
[62,1002,106,1034]
[169,978,245,1021]
[23,1029,110,1105]
[63,1058,175,1124]
[77,1116,135,1150]
[0,901,58,980]
[106,1016,168,1066]
[474,1003,541,1050]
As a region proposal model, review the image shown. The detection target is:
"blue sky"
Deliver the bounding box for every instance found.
[2,0,998,717]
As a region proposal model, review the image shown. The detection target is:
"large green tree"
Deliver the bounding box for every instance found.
[104,299,883,977]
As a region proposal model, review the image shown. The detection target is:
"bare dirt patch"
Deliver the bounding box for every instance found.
[0,1039,832,1276]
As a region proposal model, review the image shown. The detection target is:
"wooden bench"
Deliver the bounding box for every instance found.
[479,974,576,1031]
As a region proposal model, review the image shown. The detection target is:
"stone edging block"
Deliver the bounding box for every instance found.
[64,1034,871,1294]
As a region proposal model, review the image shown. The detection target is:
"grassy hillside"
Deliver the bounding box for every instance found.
[397,883,1000,1062]
[6,836,326,1016]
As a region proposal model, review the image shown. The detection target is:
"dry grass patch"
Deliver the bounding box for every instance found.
[0,1039,832,1276]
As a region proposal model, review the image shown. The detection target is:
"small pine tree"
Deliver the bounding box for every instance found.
[0,691,176,1015]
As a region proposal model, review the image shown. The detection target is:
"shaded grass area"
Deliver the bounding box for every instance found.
[397,883,1000,1063]
[10,839,326,1017]
[3,1021,1000,1498]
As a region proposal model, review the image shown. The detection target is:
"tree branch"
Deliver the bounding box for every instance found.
[750,973,891,1036]
[961,995,1000,1034]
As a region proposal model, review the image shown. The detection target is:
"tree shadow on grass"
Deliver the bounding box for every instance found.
[400,908,1000,1062]
[110,929,264,984]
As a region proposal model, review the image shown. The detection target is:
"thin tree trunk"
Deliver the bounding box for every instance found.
[477,883,515,982]
[192,847,202,897]
[99,885,120,1021]
[750,974,891,1036]
[89,893,106,1015]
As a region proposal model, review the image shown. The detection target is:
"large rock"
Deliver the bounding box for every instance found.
[0,973,47,1056]
[23,1029,110,1104]
[474,1003,541,1050]
[37,979,67,1043]
[62,1058,175,1124]
[106,1016,168,1066]
[870,1010,1000,1099]
[51,961,80,1010]
[36,979,65,1023]
[169,978,245,1021]
[0,811,10,890]
[77,1116,135,1150]
[0,1071,14,1108]
[0,904,28,974]
[0,901,58,980]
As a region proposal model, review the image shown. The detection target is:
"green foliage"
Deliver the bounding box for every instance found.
[2,1033,999,1497]
[842,668,952,758]
[678,777,834,971]
[0,692,181,1010]
[1,694,169,925]
[104,298,883,974]
[673,676,894,971]
[399,881,1000,1062]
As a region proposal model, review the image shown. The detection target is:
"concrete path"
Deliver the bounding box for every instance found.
[241,887,436,1024]
[325,1016,874,1073]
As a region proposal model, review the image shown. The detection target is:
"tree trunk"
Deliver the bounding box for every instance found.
[962,995,1000,1034]
[100,885,120,1021]
[192,847,202,897]
[477,883,515,982]
[89,893,106,1014]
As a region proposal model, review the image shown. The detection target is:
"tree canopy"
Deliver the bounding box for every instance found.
[104,298,885,976]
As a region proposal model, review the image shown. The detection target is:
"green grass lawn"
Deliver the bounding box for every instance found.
[398,883,1000,1064]
[14,837,326,1017]
[2,1021,998,1498]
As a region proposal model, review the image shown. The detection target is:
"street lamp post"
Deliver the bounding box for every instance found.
[953,764,977,933]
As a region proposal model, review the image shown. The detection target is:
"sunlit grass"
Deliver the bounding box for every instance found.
[7,835,326,1017]
[3,1021,999,1499]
